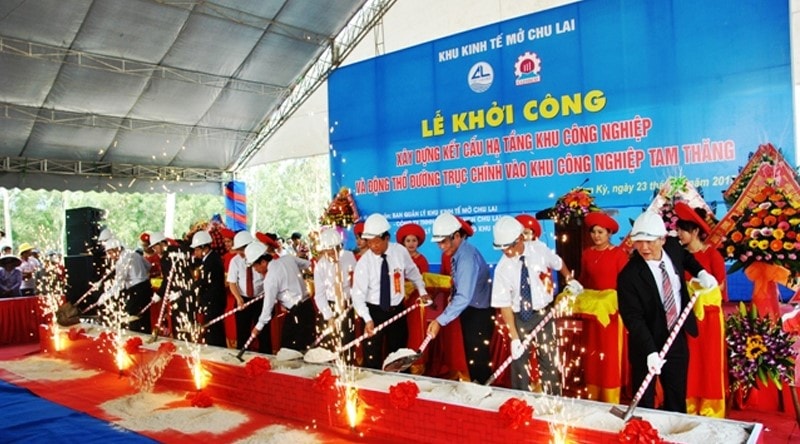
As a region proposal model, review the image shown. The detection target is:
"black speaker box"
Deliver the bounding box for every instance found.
[64,254,104,305]
[65,207,105,256]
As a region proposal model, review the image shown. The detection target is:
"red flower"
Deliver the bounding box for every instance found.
[67,327,86,341]
[186,391,213,408]
[618,418,663,443]
[498,397,533,429]
[389,381,419,409]
[245,356,272,377]
[312,368,338,394]
[158,341,177,354]
[124,337,143,355]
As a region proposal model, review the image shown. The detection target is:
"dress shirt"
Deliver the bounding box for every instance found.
[111,249,151,293]
[437,240,491,326]
[0,268,22,293]
[256,255,311,330]
[19,257,39,290]
[491,240,563,311]
[646,254,682,315]
[226,254,263,297]
[351,242,427,323]
[313,250,357,320]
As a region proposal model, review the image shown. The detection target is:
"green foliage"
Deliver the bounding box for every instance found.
[0,155,332,251]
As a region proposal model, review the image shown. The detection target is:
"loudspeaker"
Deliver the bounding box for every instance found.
[65,207,105,256]
[64,254,104,305]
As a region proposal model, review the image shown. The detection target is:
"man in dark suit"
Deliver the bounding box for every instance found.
[617,210,717,413]
[190,230,227,347]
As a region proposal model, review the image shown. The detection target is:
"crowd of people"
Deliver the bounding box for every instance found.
[68,204,726,415]
[0,236,65,299]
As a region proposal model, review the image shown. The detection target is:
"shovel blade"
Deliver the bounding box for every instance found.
[609,405,639,422]
[382,352,422,372]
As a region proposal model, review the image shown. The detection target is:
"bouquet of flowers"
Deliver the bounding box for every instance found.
[723,143,799,208]
[553,187,599,225]
[320,187,360,227]
[720,181,800,279]
[726,303,797,392]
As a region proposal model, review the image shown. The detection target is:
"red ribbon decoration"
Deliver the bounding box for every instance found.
[618,418,663,443]
[157,341,177,354]
[186,391,213,408]
[312,368,339,395]
[498,398,533,429]
[67,327,86,341]
[124,336,143,355]
[245,356,272,377]
[389,381,420,409]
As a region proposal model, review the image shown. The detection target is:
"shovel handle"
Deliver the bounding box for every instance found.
[485,307,556,386]
[338,301,421,353]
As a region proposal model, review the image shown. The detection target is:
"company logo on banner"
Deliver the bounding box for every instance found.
[468,62,494,93]
[327,0,792,262]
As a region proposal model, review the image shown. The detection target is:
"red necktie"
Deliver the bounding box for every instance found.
[246,264,254,297]
[659,261,678,330]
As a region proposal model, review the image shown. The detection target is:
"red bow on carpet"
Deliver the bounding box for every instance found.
[618,418,663,443]
[245,357,272,377]
[124,337,143,355]
[389,381,419,409]
[498,397,533,429]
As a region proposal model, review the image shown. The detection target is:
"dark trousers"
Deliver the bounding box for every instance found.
[316,301,357,364]
[362,303,408,370]
[123,280,152,334]
[203,298,226,347]
[632,332,689,412]
[236,297,271,353]
[170,290,198,342]
[280,298,316,351]
[511,308,560,394]
[460,306,495,384]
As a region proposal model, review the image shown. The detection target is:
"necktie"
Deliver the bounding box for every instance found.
[519,255,533,322]
[659,261,678,330]
[380,253,391,311]
[246,264,254,297]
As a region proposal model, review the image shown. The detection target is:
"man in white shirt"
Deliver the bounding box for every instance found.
[103,238,153,333]
[491,216,581,393]
[351,213,428,370]
[248,241,315,351]
[17,243,39,296]
[313,226,358,362]
[227,231,270,353]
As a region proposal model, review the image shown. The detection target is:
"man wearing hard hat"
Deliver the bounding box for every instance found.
[617,210,717,413]
[491,216,581,393]
[190,230,227,347]
[227,231,270,352]
[314,226,358,363]
[102,238,154,333]
[247,241,315,351]
[351,213,429,370]
[427,212,493,384]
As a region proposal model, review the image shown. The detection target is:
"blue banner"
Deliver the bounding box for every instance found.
[328,0,792,262]
[224,181,247,232]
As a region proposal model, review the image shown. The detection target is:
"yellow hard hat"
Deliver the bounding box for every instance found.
[18,242,34,254]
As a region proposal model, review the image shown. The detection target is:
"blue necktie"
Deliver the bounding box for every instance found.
[519,255,533,322]
[380,253,391,311]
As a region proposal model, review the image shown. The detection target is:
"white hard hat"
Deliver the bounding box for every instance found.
[318,226,343,250]
[98,227,114,243]
[190,230,213,248]
[362,214,390,239]
[103,238,122,251]
[630,211,667,241]
[232,230,255,250]
[148,231,167,248]
[431,213,462,242]
[244,241,268,266]
[492,216,524,249]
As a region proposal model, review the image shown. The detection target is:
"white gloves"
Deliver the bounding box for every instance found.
[510,339,525,360]
[151,294,161,303]
[696,270,718,290]
[647,352,665,375]
[566,279,584,295]
[167,291,181,302]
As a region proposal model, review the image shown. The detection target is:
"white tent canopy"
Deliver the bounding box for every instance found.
[0,0,369,193]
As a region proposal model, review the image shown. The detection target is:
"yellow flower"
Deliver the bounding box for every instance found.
[773,229,785,240]
[770,208,783,216]
[745,335,767,360]
[758,239,769,250]
[749,239,759,249]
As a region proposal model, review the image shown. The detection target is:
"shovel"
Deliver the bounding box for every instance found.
[382,334,434,372]
[233,331,259,362]
[609,281,710,422]
[337,299,426,354]
[485,306,556,386]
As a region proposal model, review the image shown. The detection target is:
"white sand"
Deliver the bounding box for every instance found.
[382,348,417,369]
[101,392,247,434]
[275,348,303,361]
[233,424,322,444]
[303,347,337,364]
[0,355,99,380]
